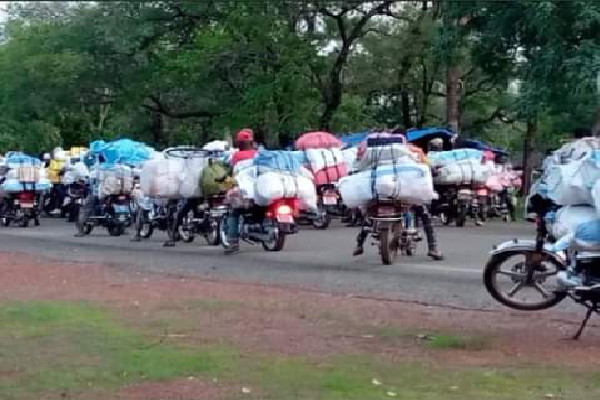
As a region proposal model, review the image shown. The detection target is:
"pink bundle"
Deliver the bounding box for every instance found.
[295,131,348,186]
[313,163,348,185]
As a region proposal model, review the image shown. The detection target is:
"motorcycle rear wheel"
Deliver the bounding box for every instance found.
[205,218,221,246]
[380,223,400,265]
[483,250,567,311]
[311,208,331,230]
[262,232,286,252]
[108,224,125,237]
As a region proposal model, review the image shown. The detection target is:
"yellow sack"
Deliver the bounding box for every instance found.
[69,147,87,157]
[48,159,65,183]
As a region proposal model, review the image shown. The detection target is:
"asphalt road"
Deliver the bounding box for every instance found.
[0,217,539,310]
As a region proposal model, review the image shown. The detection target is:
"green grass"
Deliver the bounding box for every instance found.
[374,325,490,351]
[0,301,599,400]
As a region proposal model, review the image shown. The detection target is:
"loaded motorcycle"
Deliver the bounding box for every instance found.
[483,193,600,339]
[0,189,40,227]
[363,199,420,265]
[76,193,132,237]
[220,198,299,252]
[178,194,227,245]
[132,197,178,240]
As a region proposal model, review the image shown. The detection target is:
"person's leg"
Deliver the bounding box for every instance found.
[415,205,443,260]
[353,210,371,256]
[224,208,241,254]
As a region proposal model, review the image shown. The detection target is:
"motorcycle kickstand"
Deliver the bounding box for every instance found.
[572,304,598,340]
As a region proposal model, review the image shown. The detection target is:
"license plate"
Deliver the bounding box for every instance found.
[323,195,338,205]
[118,215,126,222]
[76,198,83,205]
[377,206,396,216]
[21,203,34,209]
[277,214,294,224]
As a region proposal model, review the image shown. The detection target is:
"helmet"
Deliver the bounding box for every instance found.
[43,153,51,161]
[235,129,254,143]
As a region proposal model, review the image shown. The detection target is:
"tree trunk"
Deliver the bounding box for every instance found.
[521,118,537,196]
[592,106,600,136]
[446,65,461,133]
[401,89,411,129]
[151,111,163,148]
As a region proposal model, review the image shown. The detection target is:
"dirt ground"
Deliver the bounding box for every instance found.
[2,251,600,399]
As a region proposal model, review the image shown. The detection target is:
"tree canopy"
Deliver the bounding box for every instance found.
[0,0,598,154]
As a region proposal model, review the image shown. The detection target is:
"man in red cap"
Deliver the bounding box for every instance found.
[224,129,258,254]
[230,129,257,168]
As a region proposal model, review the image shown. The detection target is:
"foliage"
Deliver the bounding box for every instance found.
[0,1,598,153]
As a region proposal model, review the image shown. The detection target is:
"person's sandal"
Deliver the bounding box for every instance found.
[352,246,364,256]
[224,243,240,255]
[427,248,444,261]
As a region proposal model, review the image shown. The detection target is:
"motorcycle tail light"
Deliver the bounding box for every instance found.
[19,192,35,202]
[277,204,292,216]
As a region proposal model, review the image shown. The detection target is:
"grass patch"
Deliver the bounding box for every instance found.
[373,325,490,351]
[0,301,599,400]
[423,333,488,351]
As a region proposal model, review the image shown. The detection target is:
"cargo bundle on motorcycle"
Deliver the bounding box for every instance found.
[294,131,348,186]
[339,134,436,208]
[0,154,51,195]
[232,150,317,211]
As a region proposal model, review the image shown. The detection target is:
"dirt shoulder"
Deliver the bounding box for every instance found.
[1,251,599,369]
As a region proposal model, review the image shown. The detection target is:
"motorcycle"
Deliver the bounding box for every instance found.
[178,195,227,245]
[220,198,299,252]
[434,186,478,227]
[483,194,600,339]
[365,200,419,265]
[63,181,88,223]
[0,190,40,227]
[76,193,132,237]
[133,197,178,240]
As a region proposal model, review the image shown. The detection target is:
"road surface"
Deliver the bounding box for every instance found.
[0,217,541,310]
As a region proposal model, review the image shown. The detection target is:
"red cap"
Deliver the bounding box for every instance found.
[236,129,254,143]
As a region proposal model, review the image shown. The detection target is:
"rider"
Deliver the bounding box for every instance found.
[352,130,444,261]
[224,129,257,254]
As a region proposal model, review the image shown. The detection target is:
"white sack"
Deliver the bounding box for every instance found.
[305,148,344,172]
[545,154,600,206]
[434,159,492,186]
[339,163,435,208]
[357,144,418,171]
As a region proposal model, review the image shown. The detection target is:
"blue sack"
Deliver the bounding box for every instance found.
[254,151,302,172]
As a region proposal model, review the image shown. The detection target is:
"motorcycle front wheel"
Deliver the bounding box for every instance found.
[379,222,400,265]
[311,207,331,230]
[483,250,567,311]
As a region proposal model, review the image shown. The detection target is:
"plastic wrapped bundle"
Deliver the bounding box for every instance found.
[97,164,136,197]
[544,153,600,206]
[140,157,208,199]
[234,164,317,210]
[304,148,348,185]
[62,162,90,185]
[339,162,435,208]
[550,206,600,252]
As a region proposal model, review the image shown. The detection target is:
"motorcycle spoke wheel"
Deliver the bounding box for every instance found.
[484,251,566,310]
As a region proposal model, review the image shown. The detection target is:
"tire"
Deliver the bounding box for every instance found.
[311,211,331,230]
[483,251,567,311]
[136,209,154,239]
[440,212,451,226]
[380,223,400,265]
[262,222,286,252]
[456,209,466,227]
[19,216,29,228]
[108,224,124,237]
[205,218,221,246]
[178,211,195,243]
